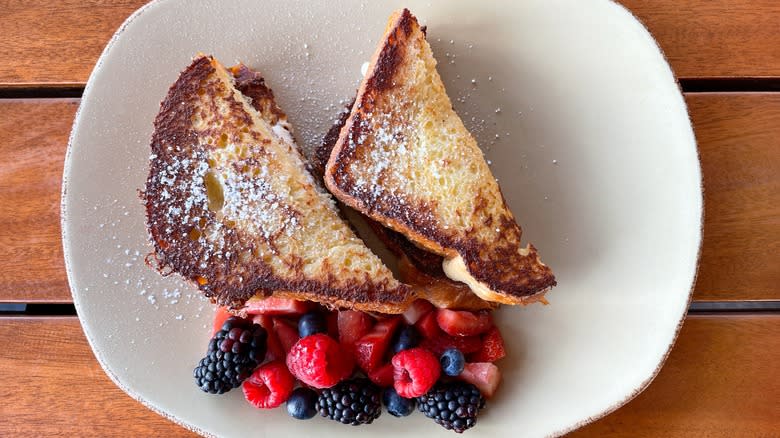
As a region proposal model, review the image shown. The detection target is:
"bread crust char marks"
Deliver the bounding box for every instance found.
[144,55,412,313]
[324,9,556,304]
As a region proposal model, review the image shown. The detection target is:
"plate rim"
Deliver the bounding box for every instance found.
[59,1,704,436]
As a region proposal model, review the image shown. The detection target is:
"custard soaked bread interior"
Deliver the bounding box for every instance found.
[144,55,412,313]
[325,9,556,304]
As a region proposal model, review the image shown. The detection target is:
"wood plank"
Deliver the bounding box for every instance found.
[0,317,195,437]
[0,99,77,303]
[688,93,780,301]
[0,315,776,436]
[1,94,778,302]
[621,0,780,78]
[571,314,780,437]
[1,1,780,86]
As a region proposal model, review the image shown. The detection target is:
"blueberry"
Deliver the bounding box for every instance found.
[298,312,326,338]
[392,325,420,354]
[382,387,416,417]
[287,387,319,420]
[440,348,465,376]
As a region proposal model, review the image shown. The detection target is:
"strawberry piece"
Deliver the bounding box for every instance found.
[392,348,441,398]
[421,333,482,356]
[469,327,506,363]
[402,299,435,325]
[337,310,374,345]
[252,315,284,362]
[415,311,443,339]
[367,363,395,388]
[211,306,233,337]
[242,360,295,408]
[243,297,311,316]
[354,316,401,372]
[326,311,339,339]
[273,318,299,354]
[459,362,502,398]
[436,309,493,337]
[286,333,353,388]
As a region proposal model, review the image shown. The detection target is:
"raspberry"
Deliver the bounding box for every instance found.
[242,360,295,409]
[392,348,441,398]
[287,333,353,388]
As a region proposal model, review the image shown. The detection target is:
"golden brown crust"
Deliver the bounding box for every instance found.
[144,55,412,313]
[324,9,556,304]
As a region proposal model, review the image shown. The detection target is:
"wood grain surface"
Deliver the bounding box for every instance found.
[1,94,778,302]
[1,0,780,86]
[0,99,77,303]
[0,315,776,437]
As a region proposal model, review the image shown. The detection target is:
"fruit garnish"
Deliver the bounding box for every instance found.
[414,311,443,339]
[337,310,374,345]
[392,347,440,398]
[436,309,493,337]
[367,362,395,388]
[402,299,435,325]
[459,362,502,398]
[194,316,267,394]
[420,333,482,356]
[211,306,233,337]
[317,379,382,425]
[440,348,466,376]
[383,387,416,417]
[286,387,319,420]
[242,360,295,409]
[287,333,353,388]
[252,314,284,362]
[417,381,485,433]
[298,312,327,338]
[273,318,299,354]
[469,326,506,363]
[391,325,420,354]
[243,297,311,315]
[354,316,401,372]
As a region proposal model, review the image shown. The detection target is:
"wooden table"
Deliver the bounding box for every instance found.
[1,1,778,436]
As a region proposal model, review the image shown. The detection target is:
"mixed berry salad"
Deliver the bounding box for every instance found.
[194,298,505,433]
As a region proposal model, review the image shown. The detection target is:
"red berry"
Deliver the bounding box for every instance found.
[337,310,374,345]
[354,316,401,372]
[252,315,284,362]
[326,311,339,339]
[286,333,353,388]
[414,311,442,339]
[242,361,295,408]
[421,333,482,355]
[402,299,435,325]
[436,309,493,337]
[392,348,440,398]
[469,327,506,363]
[273,318,299,354]
[367,363,395,387]
[211,306,233,337]
[243,297,311,316]
[459,362,502,398]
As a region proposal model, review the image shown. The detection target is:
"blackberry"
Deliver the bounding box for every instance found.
[193,316,267,394]
[417,382,485,433]
[317,378,382,425]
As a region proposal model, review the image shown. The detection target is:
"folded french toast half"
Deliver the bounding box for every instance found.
[324,9,556,305]
[144,55,413,314]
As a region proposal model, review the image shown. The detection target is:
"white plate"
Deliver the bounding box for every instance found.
[62,1,701,436]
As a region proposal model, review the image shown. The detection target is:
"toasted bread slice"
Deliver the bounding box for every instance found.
[318,101,495,311]
[324,9,556,304]
[144,55,413,313]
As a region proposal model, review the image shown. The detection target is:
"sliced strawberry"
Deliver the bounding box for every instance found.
[415,311,443,339]
[459,362,502,398]
[243,297,311,316]
[354,316,401,372]
[252,315,284,362]
[469,326,506,363]
[367,362,395,388]
[325,311,339,339]
[273,318,299,354]
[436,309,493,336]
[421,333,482,356]
[337,310,374,345]
[211,306,233,337]
[402,299,435,325]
